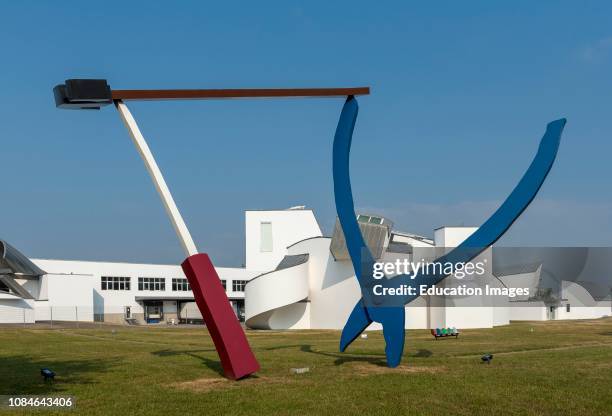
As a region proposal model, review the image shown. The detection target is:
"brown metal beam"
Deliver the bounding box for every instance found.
[111,87,370,101]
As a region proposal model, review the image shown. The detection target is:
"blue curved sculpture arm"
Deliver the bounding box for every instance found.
[332,95,565,366]
[332,96,376,284]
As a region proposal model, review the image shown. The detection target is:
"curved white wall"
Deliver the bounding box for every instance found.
[287,237,362,329]
[245,259,310,329]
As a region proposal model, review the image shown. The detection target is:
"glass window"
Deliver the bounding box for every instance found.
[357,215,370,223]
[566,304,570,313]
[138,277,166,291]
[221,280,226,290]
[260,222,273,252]
[171,278,191,291]
[369,216,382,224]
[101,276,131,291]
[232,280,247,292]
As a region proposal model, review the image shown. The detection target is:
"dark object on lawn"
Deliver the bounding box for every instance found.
[41,368,55,381]
[481,354,494,364]
[431,327,459,339]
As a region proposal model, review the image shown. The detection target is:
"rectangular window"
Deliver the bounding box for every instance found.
[221,280,226,290]
[260,222,273,252]
[172,278,191,291]
[138,277,166,291]
[566,304,570,313]
[232,280,248,292]
[357,214,383,224]
[101,276,131,291]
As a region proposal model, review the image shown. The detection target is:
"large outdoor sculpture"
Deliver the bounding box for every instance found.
[54,79,368,379]
[53,79,564,373]
[332,95,566,367]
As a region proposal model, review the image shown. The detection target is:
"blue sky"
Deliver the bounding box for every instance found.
[1,1,611,266]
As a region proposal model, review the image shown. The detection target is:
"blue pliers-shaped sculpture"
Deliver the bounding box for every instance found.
[333,96,565,367]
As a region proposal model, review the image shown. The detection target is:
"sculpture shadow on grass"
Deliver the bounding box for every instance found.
[151,349,226,378]
[260,344,433,366]
[0,355,117,395]
[413,349,433,358]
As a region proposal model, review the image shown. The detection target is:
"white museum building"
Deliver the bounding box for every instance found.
[1,207,610,327]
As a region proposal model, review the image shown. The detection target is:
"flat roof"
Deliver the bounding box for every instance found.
[433,225,478,231]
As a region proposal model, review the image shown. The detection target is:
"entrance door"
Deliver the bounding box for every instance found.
[144,301,164,323]
[230,299,245,322]
[547,305,556,320]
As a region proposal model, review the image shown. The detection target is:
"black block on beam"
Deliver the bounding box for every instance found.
[54,79,112,109]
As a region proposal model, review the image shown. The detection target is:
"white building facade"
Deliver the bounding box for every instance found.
[29,259,259,325]
[1,207,610,327]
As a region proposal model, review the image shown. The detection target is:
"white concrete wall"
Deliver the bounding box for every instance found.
[245,209,322,272]
[0,296,35,323]
[557,283,610,320]
[445,307,493,329]
[266,302,311,329]
[594,301,612,317]
[405,299,429,329]
[508,303,547,321]
[42,274,95,321]
[288,237,360,329]
[434,226,477,247]
[556,306,610,320]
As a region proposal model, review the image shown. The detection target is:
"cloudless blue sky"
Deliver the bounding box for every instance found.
[1,1,611,266]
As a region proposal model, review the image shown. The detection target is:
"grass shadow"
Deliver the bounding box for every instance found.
[412,349,433,358]
[151,349,224,377]
[263,344,307,351]
[299,344,388,366]
[0,354,117,395]
[265,343,432,362]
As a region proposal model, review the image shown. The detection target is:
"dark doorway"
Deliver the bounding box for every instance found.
[144,301,163,323]
[231,299,245,322]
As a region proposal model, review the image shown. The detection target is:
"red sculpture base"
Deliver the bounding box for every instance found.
[181,253,260,380]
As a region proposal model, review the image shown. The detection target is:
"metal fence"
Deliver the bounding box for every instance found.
[0,305,210,328]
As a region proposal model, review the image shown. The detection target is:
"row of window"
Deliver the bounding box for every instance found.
[138,277,165,291]
[101,276,247,292]
[172,278,191,292]
[101,276,131,291]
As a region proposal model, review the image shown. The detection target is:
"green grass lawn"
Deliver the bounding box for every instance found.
[1,318,611,415]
